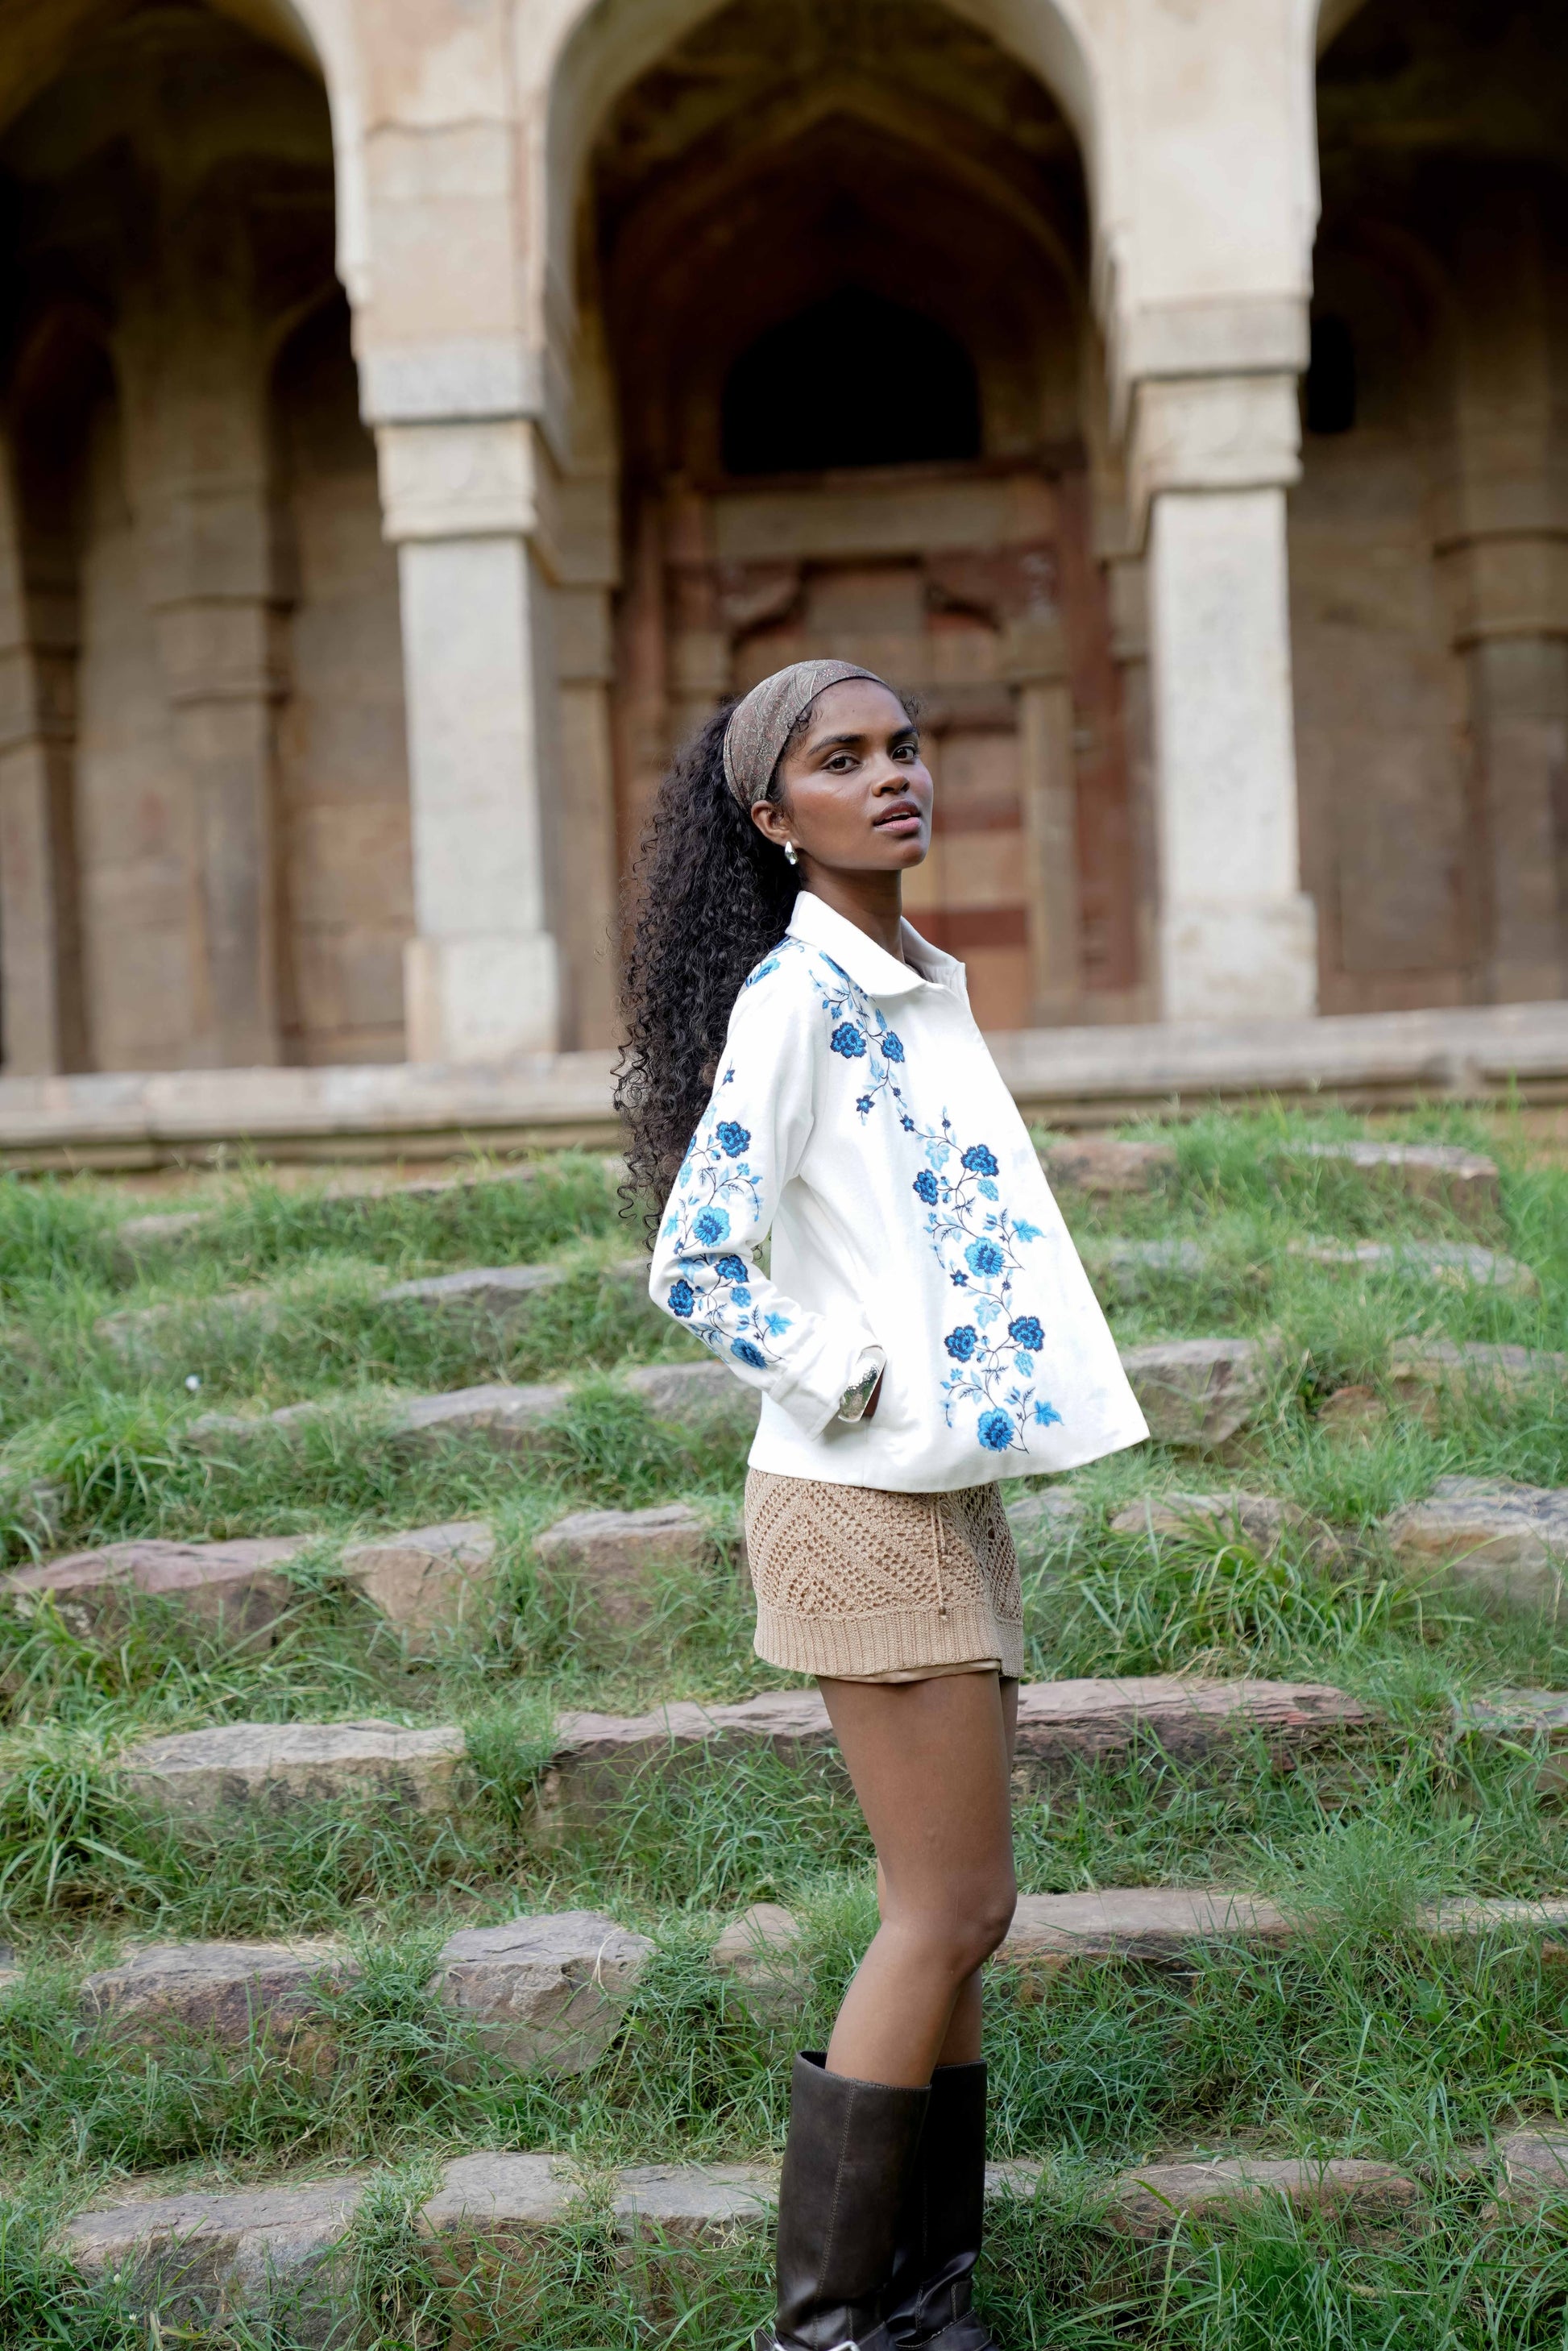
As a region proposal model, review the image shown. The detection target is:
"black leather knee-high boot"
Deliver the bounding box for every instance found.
[758,2052,931,2351]
[883,2061,998,2351]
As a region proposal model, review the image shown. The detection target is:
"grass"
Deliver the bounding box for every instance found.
[0,1114,1566,2345]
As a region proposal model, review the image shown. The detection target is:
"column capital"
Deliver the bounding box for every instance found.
[374,414,617,589]
[1128,373,1301,541]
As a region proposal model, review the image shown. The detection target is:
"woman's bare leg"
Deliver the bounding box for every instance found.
[818,1672,1018,2088]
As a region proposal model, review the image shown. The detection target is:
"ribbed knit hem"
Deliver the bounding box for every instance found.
[754,1598,1024,1681]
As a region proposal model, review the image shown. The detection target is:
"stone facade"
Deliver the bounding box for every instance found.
[0,0,1562,1072]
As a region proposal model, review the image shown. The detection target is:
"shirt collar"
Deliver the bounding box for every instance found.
[786,889,964,1001]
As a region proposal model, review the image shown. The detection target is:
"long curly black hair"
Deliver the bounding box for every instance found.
[616,703,797,1225]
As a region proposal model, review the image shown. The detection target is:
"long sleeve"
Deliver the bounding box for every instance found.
[649,959,881,1438]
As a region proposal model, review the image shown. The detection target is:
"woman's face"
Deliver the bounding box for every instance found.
[749,678,933,874]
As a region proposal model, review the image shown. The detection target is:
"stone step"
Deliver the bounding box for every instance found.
[1117,1337,1280,1449]
[1454,1690,1568,1796]
[711,1885,1568,2001]
[1109,1490,1340,1558]
[1388,1341,1568,1425]
[189,1356,749,1457]
[101,1251,654,1359]
[120,1719,468,1820]
[1286,1140,1501,1226]
[109,1159,623,1274]
[379,1254,650,1324]
[1383,1478,1568,1612]
[1106,2154,1419,2242]
[1039,1135,1177,1196]
[536,1677,1370,1835]
[1289,1239,1538,1296]
[73,2125,1566,2332]
[4,1522,496,1651]
[111,1681,1366,1837]
[55,1910,653,2077]
[533,1502,728,1626]
[78,1940,355,2055]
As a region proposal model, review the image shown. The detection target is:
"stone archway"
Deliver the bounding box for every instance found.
[1294,0,1568,1012]
[573,0,1144,1031]
[0,0,410,1073]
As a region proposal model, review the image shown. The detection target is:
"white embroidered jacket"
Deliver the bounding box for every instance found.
[648,891,1149,1492]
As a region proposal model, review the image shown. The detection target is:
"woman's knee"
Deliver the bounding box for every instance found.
[889,1874,1016,1980]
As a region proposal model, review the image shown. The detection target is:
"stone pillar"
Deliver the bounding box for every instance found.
[1006,617,1081,1025]
[1132,375,1318,1022]
[375,414,570,1062]
[0,443,86,1073]
[1442,187,1568,1004]
[117,247,284,1069]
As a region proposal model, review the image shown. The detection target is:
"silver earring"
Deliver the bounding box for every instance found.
[783,841,799,867]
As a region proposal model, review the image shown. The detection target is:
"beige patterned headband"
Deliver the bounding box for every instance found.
[721,658,886,808]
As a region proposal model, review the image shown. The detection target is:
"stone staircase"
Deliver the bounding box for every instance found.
[5,1128,1568,2345]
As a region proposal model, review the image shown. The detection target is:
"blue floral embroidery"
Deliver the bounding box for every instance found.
[795,948,1063,1452]
[659,1048,791,1370]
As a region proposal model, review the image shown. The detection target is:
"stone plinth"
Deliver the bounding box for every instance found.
[1118,1337,1276,1448]
[429,1909,653,2071]
[1383,1477,1568,1611]
[3,1537,305,1640]
[120,1719,467,1819]
[533,1503,717,1626]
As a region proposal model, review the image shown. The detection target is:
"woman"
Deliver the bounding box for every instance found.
[619,658,1147,2351]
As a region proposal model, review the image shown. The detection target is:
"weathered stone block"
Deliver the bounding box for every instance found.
[120,1719,467,1820]
[388,1383,567,1453]
[535,1678,1367,1831]
[1453,1690,1568,1796]
[533,1503,717,1626]
[1106,2156,1418,2241]
[3,1536,306,1640]
[378,1262,565,1316]
[1292,1239,1537,1296]
[1002,1887,1290,1971]
[1290,1141,1500,1227]
[338,1520,496,1641]
[1317,1383,1390,1439]
[710,1901,806,2020]
[111,1209,209,1275]
[1040,1136,1177,1195]
[429,1909,653,2071]
[534,1689,838,1835]
[1388,1341,1568,1425]
[98,1287,278,1359]
[79,1939,355,2050]
[1005,1487,1086,1550]
[1118,1337,1277,1448]
[66,2174,367,2346]
[612,2162,775,2247]
[1110,1491,1338,1558]
[1495,2130,1568,2207]
[1383,1477,1568,1611]
[622,1357,760,1433]
[1010,1677,1368,1786]
[1085,1238,1211,1301]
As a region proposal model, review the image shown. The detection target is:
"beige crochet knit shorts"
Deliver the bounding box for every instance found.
[743,1469,1023,1683]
